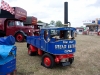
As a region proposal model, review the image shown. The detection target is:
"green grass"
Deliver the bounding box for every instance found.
[15,35,100,75]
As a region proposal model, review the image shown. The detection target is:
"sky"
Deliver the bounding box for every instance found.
[2,0,100,27]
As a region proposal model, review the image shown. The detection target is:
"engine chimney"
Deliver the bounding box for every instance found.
[64,2,70,27]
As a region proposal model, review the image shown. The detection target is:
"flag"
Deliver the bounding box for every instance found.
[0,0,15,15]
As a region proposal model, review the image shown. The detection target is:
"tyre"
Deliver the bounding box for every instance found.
[69,57,74,65]
[41,53,55,68]
[15,33,24,42]
[28,45,37,56]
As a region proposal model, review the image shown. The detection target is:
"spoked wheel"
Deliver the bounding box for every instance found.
[41,53,55,68]
[69,57,74,65]
[15,33,24,42]
[28,45,37,56]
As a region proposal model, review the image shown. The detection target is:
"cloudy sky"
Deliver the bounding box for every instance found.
[3,0,100,27]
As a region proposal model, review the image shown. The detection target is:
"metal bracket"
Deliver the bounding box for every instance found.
[63,22,71,27]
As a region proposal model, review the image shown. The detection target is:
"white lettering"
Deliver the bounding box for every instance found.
[63,41,68,43]
[64,50,72,53]
[69,41,73,43]
[55,45,66,49]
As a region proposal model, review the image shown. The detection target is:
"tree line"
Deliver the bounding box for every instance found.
[37,20,63,27]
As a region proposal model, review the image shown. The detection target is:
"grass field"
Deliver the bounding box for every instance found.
[15,35,100,75]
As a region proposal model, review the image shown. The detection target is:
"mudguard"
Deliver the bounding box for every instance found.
[14,30,27,38]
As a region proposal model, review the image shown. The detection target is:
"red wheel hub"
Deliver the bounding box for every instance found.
[16,34,23,41]
[44,57,51,67]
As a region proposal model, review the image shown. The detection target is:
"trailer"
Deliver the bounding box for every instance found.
[0,35,17,75]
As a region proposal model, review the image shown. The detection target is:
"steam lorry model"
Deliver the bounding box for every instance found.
[0,7,34,42]
[27,27,76,68]
[0,35,17,75]
[26,2,76,68]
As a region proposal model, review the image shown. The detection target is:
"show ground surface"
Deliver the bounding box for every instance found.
[15,35,100,75]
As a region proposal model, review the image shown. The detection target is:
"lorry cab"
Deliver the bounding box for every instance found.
[5,20,24,36]
[23,16,42,36]
[5,20,34,41]
[39,27,76,54]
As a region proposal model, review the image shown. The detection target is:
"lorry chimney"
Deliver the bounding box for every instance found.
[64,2,70,27]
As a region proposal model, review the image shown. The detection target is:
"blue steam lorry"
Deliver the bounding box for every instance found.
[26,2,76,68]
[27,27,76,68]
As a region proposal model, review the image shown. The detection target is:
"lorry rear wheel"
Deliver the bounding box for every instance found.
[41,53,55,68]
[28,48,34,56]
[28,45,37,56]
[15,33,24,42]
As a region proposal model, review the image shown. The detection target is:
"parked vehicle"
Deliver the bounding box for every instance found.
[0,7,34,42]
[26,2,76,69]
[23,16,43,36]
[26,27,76,68]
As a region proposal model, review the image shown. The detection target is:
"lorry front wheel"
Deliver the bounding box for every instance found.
[41,53,55,68]
[15,33,24,42]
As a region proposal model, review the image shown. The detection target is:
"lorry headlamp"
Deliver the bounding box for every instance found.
[29,30,30,32]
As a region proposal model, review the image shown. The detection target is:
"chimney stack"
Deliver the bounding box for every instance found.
[64,2,70,27]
